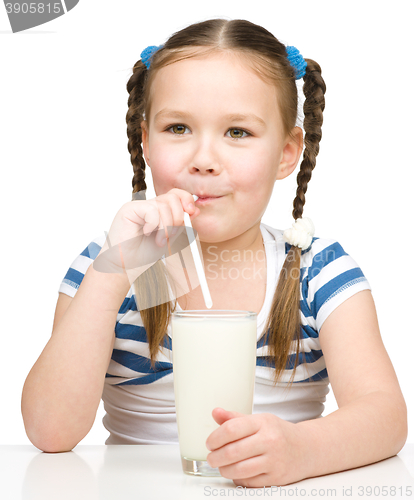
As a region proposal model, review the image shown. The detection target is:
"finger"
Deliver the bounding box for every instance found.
[212,407,245,426]
[163,192,189,235]
[138,201,161,237]
[153,199,174,246]
[154,191,196,243]
[232,472,271,488]
[167,190,201,229]
[168,188,197,215]
[218,455,266,482]
[206,413,259,452]
[207,433,265,470]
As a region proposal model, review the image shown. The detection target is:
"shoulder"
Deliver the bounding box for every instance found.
[301,236,371,332]
[78,233,107,260]
[262,223,364,278]
[262,222,350,266]
[261,223,371,332]
[59,233,122,297]
[63,233,106,277]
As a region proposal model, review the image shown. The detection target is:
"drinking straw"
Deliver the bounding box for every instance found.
[183,195,213,309]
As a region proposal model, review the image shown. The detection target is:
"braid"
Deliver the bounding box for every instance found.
[126,58,175,368]
[263,58,326,386]
[126,61,148,198]
[292,59,326,220]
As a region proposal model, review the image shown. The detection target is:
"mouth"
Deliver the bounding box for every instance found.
[195,195,224,206]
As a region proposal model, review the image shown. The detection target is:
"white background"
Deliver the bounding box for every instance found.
[1,1,412,446]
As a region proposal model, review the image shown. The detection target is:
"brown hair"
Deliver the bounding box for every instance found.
[125,19,326,384]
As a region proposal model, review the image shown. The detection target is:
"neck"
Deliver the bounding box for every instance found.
[198,222,265,274]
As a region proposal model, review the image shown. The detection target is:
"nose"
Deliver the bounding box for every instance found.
[189,136,223,174]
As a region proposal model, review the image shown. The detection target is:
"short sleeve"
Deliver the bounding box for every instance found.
[301,239,371,333]
[58,234,106,298]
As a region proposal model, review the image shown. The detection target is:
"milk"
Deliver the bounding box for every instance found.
[172,311,257,462]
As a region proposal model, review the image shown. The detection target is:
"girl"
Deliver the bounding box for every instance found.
[21,19,407,487]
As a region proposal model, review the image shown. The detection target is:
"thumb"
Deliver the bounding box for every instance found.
[212,407,245,425]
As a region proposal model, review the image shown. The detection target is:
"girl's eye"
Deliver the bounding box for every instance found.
[169,125,189,135]
[227,128,249,139]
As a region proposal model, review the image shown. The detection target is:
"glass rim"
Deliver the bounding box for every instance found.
[172,310,257,319]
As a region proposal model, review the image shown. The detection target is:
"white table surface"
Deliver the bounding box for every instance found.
[1,444,413,499]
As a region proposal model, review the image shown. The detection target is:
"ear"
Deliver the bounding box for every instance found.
[141,120,150,167]
[276,127,303,180]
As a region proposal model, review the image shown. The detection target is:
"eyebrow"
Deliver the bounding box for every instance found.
[153,109,266,128]
[224,113,266,128]
[154,109,192,123]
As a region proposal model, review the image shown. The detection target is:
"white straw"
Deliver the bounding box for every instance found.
[183,195,213,309]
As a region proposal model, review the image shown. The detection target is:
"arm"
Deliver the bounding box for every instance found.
[21,265,131,453]
[206,290,408,486]
[295,289,407,477]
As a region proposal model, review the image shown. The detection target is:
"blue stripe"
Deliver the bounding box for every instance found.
[256,357,328,382]
[110,349,172,374]
[62,268,84,289]
[118,295,137,314]
[300,298,313,319]
[284,237,318,256]
[257,324,318,349]
[257,348,323,369]
[115,322,172,350]
[301,242,347,306]
[257,331,269,349]
[80,241,102,259]
[310,268,366,319]
[109,358,327,386]
[162,335,172,350]
[301,276,310,306]
[107,369,173,386]
[296,368,328,383]
[115,323,148,342]
[307,242,347,282]
[300,323,318,339]
[286,349,323,368]
[122,369,172,385]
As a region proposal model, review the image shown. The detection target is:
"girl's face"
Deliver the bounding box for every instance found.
[142,51,302,244]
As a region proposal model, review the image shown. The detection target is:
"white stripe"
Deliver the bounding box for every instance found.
[306,254,360,306]
[61,1,68,14]
[69,254,93,275]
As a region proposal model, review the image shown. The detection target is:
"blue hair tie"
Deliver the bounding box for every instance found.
[140,45,163,70]
[286,46,307,80]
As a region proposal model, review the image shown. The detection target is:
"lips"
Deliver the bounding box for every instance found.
[194,194,223,199]
[194,195,224,206]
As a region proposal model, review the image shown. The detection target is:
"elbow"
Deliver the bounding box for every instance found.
[23,420,78,453]
[397,410,408,454]
[29,439,74,454]
[390,396,409,456]
[22,405,81,453]
[21,390,90,453]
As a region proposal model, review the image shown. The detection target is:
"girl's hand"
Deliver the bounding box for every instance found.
[206,408,308,487]
[94,188,200,277]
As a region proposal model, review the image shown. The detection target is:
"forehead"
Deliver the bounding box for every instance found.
[147,51,280,124]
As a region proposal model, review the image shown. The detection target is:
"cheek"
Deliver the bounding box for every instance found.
[148,143,182,189]
[229,149,276,194]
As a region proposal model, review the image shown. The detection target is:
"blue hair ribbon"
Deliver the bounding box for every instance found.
[140,45,163,70]
[140,43,306,79]
[286,46,307,80]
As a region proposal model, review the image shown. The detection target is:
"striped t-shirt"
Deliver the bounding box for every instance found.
[58,223,371,444]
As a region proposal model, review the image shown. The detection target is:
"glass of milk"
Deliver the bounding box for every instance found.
[172,310,257,476]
